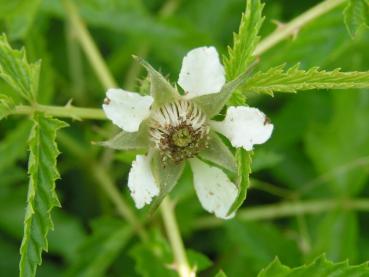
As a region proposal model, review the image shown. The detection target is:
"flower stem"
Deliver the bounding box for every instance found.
[13,104,106,120]
[194,198,369,229]
[160,198,192,277]
[254,0,346,56]
[61,0,117,89]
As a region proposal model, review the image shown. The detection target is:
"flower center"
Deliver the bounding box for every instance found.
[150,100,209,163]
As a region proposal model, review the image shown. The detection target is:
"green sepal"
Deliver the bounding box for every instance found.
[193,66,255,118]
[134,56,179,107]
[149,151,185,214]
[94,121,150,151]
[0,94,15,120]
[198,131,236,174]
[227,148,252,216]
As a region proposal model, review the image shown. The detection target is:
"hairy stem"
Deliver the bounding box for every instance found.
[62,0,117,89]
[194,198,369,229]
[13,104,106,120]
[160,198,192,277]
[254,0,346,56]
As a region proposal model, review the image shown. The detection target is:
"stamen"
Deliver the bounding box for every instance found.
[149,100,209,163]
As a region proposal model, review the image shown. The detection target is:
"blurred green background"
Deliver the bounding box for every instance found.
[1,0,369,276]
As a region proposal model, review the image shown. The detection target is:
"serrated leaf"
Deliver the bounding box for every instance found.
[223,0,264,80]
[257,254,369,276]
[0,34,41,102]
[343,0,369,38]
[227,149,252,216]
[66,217,132,277]
[19,113,67,277]
[0,94,15,120]
[223,0,264,105]
[244,64,369,95]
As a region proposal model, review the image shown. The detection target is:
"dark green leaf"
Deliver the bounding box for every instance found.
[19,113,67,277]
[0,34,41,102]
[224,0,264,80]
[257,255,369,276]
[66,217,132,277]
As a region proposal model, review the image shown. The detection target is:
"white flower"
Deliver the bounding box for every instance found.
[100,46,273,219]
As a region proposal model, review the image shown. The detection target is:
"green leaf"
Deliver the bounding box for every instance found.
[149,151,185,214]
[227,149,252,216]
[198,131,236,173]
[19,113,67,277]
[0,34,41,102]
[135,56,179,107]
[0,94,14,120]
[187,249,212,272]
[2,0,41,39]
[343,0,369,38]
[66,217,132,277]
[223,0,264,105]
[223,0,264,80]
[309,211,358,262]
[305,91,369,196]
[95,121,150,150]
[257,255,369,276]
[130,229,176,277]
[244,64,369,95]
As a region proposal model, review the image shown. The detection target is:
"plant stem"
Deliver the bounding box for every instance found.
[160,198,192,277]
[58,132,148,241]
[194,198,369,229]
[13,104,106,120]
[254,0,346,56]
[91,164,148,241]
[62,0,117,89]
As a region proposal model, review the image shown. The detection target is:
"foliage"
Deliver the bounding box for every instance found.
[19,113,67,277]
[1,0,369,276]
[257,255,369,276]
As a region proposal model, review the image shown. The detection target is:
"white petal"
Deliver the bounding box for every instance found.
[178,46,226,98]
[190,158,238,219]
[211,106,273,151]
[103,88,153,132]
[128,155,159,208]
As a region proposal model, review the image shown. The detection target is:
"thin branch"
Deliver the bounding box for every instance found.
[254,0,346,56]
[13,104,106,120]
[62,0,117,89]
[194,198,369,229]
[161,198,193,277]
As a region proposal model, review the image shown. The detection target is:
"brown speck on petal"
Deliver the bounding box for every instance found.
[264,116,271,125]
[103,97,111,105]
